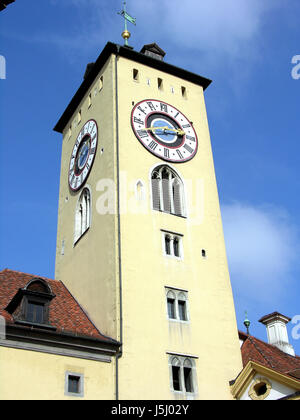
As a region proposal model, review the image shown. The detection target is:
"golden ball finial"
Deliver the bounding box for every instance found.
[122,30,131,41]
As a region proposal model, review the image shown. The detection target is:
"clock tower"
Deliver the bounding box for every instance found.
[54,41,243,400]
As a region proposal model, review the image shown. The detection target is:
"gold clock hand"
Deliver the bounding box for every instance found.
[145,126,185,135]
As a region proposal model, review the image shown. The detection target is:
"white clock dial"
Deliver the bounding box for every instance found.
[68,119,98,192]
[131,99,198,163]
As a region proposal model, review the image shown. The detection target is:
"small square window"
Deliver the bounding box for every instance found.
[65,372,84,397]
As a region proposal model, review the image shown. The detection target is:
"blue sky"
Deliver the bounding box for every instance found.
[0,0,299,354]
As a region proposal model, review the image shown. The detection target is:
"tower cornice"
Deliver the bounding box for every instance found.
[53,42,212,134]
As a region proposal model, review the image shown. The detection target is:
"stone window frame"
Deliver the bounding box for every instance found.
[161,230,183,260]
[168,354,198,396]
[65,371,84,398]
[165,287,190,323]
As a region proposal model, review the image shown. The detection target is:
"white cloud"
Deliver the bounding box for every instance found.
[221,202,299,303]
[131,0,282,58]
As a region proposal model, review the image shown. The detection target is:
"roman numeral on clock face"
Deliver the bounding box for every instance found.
[164,148,170,159]
[149,141,158,150]
[134,117,144,125]
[176,150,184,160]
[160,103,168,113]
[183,144,194,154]
[147,101,156,111]
[137,130,148,138]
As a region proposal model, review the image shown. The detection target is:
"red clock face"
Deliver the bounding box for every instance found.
[131,99,198,163]
[68,119,98,191]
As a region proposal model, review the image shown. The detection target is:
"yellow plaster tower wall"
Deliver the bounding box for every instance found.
[116,56,242,400]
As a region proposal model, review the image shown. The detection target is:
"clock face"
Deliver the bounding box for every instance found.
[68,119,98,192]
[131,99,198,163]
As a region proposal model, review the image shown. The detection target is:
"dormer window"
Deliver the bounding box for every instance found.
[5,278,56,330]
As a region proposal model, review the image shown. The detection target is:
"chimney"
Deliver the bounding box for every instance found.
[140,43,166,61]
[259,312,295,356]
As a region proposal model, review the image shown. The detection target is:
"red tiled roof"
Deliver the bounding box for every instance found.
[240,332,300,382]
[0,268,113,343]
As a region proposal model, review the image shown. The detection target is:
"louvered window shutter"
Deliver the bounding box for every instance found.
[162,169,171,213]
[173,179,183,216]
[151,174,161,211]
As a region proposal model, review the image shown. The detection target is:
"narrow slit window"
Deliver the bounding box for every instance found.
[184,367,193,392]
[165,235,171,255]
[133,69,139,81]
[172,366,181,391]
[173,237,180,257]
[88,93,92,108]
[181,86,187,98]
[158,78,163,89]
[167,298,176,319]
[99,76,103,91]
[178,300,187,321]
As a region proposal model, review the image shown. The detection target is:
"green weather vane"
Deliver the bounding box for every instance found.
[118,1,136,46]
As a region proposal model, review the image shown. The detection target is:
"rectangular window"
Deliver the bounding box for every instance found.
[167,298,176,319]
[68,375,80,394]
[181,86,187,98]
[65,372,84,397]
[172,366,181,391]
[184,367,193,392]
[158,78,163,89]
[178,300,187,321]
[27,302,44,324]
[88,92,92,108]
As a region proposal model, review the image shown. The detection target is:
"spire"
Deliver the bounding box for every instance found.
[118,1,136,47]
[244,311,251,335]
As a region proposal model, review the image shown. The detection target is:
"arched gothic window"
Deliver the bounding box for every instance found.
[151,166,185,217]
[74,188,91,243]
